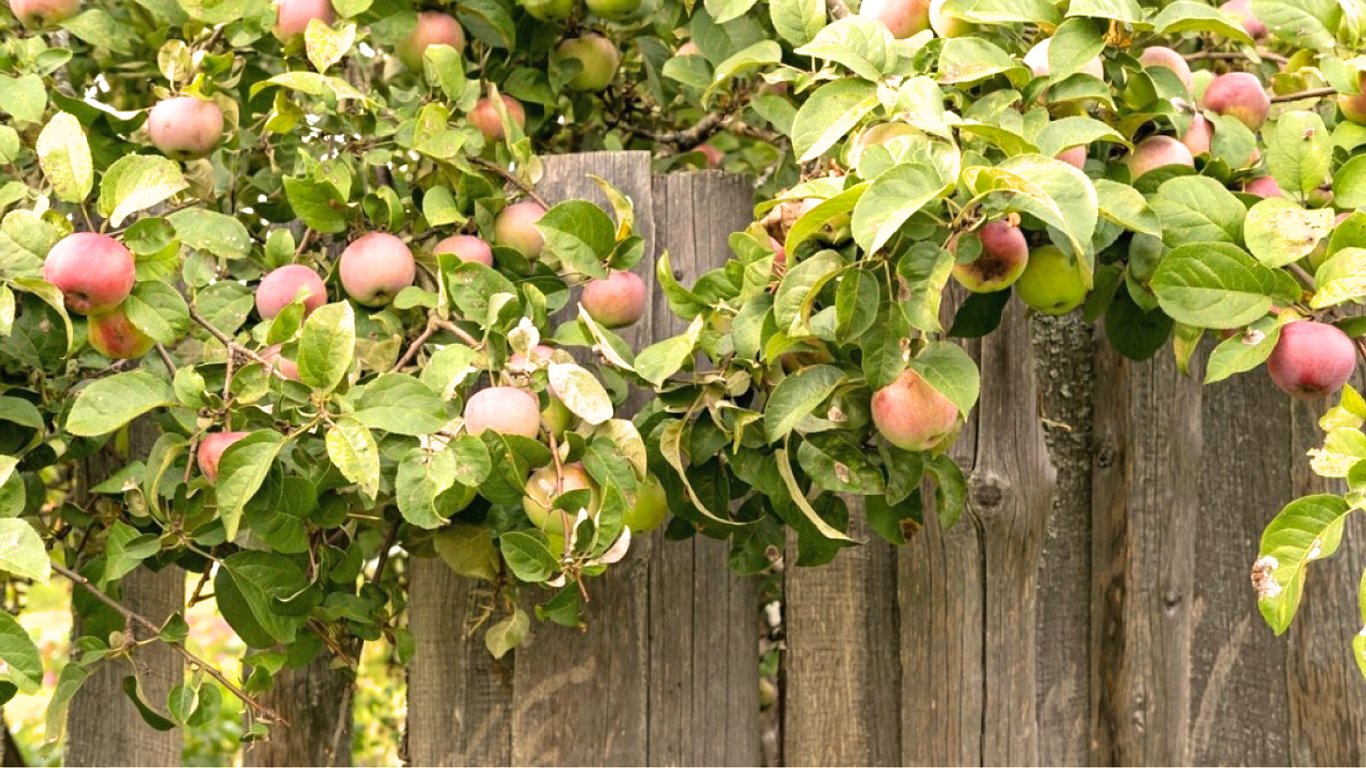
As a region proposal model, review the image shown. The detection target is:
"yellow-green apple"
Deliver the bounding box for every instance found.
[1338,72,1366,125]
[1124,135,1194,179]
[1201,71,1269,131]
[952,220,1029,293]
[256,264,327,319]
[928,0,972,37]
[556,33,620,92]
[580,271,646,328]
[339,232,415,307]
[520,0,574,21]
[198,431,250,484]
[464,386,541,439]
[434,234,494,267]
[43,232,136,314]
[586,0,640,20]
[1267,320,1357,398]
[1016,245,1087,315]
[871,369,959,451]
[147,97,224,160]
[624,473,668,533]
[397,11,464,70]
[522,462,600,534]
[494,201,546,257]
[87,306,154,360]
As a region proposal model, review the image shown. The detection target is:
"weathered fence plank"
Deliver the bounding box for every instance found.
[66,423,184,767]
[245,655,353,767]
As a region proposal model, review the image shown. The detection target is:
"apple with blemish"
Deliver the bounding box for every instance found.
[951,220,1029,293]
[147,97,224,160]
[871,369,959,452]
[256,264,327,319]
[87,306,154,360]
[43,232,136,315]
[464,386,541,439]
[339,233,415,307]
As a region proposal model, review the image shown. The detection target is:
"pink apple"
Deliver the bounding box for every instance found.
[256,264,327,319]
[43,232,136,315]
[87,306,154,360]
[339,232,416,307]
[580,271,646,329]
[198,431,251,484]
[493,201,546,258]
[468,95,526,140]
[397,11,465,70]
[871,369,959,451]
[273,0,335,39]
[464,386,542,439]
[1267,321,1357,399]
[147,97,224,160]
[433,234,494,267]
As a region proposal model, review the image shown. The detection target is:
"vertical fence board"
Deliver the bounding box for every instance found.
[1089,346,1202,765]
[1030,313,1096,767]
[646,171,761,767]
[1187,370,1291,765]
[245,656,353,767]
[1287,397,1366,765]
[65,423,184,767]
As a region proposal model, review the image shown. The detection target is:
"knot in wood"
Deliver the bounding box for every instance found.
[969,472,1008,510]
[1096,441,1118,468]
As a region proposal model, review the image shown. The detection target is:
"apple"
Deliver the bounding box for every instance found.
[1243,175,1285,198]
[494,201,546,257]
[1138,46,1193,90]
[339,232,416,307]
[951,220,1029,293]
[468,94,526,141]
[198,431,250,484]
[1201,71,1270,131]
[586,0,640,20]
[1016,245,1087,315]
[871,369,959,452]
[624,473,667,533]
[541,394,576,439]
[273,0,334,40]
[397,11,464,70]
[1220,0,1267,40]
[260,344,300,381]
[147,97,224,160]
[433,234,494,267]
[697,144,724,167]
[676,41,700,56]
[1124,135,1195,180]
[43,232,136,315]
[769,236,787,272]
[8,0,79,27]
[523,462,600,534]
[1267,321,1357,399]
[1181,112,1212,156]
[256,264,327,319]
[87,306,154,360]
[520,0,574,21]
[1056,145,1087,169]
[509,343,555,369]
[464,386,541,439]
[1025,38,1104,79]
[580,271,646,328]
[859,0,930,39]
[556,33,620,92]
[1338,72,1366,125]
[928,0,972,37]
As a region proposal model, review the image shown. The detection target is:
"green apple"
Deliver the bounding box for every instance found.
[586,0,641,20]
[1015,245,1087,315]
[624,474,668,533]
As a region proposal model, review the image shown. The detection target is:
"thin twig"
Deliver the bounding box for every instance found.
[1288,263,1317,291]
[326,684,353,768]
[468,156,550,209]
[187,305,272,367]
[154,344,177,375]
[51,561,288,725]
[1270,86,1337,104]
[392,320,439,372]
[431,318,482,349]
[825,0,849,19]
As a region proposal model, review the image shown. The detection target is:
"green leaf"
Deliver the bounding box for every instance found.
[1332,155,1366,210]
[352,374,449,435]
[634,315,704,387]
[0,519,46,583]
[1204,316,1281,385]
[774,447,855,543]
[926,454,967,529]
[283,177,349,234]
[1048,17,1106,80]
[793,16,895,83]
[536,201,615,279]
[250,71,367,101]
[0,74,46,125]
[790,79,880,163]
[101,522,160,585]
[423,44,466,102]
[764,365,844,443]
[1154,0,1254,44]
[908,342,979,414]
[434,524,499,581]
[214,551,308,647]
[298,302,355,392]
[67,370,174,437]
[1312,248,1366,309]
[1150,176,1246,246]
[937,37,1026,85]
[36,112,93,203]
[1150,242,1284,329]
[0,611,41,697]
[500,530,559,582]
[395,446,458,529]
[121,676,175,731]
[167,683,199,726]
[97,155,187,228]
[548,362,612,425]
[850,163,945,255]
[1255,494,1353,634]
[215,432,285,541]
[963,155,1098,260]
[484,608,529,659]
[1066,0,1144,23]
[326,417,380,499]
[1266,111,1332,198]
[769,0,824,46]
[124,281,190,345]
[774,249,845,333]
[1243,198,1333,267]
[167,208,251,260]
[305,19,356,73]
[1249,0,1335,51]
[1093,178,1161,237]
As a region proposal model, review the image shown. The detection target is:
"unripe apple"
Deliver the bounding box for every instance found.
[433,234,494,267]
[1056,145,1087,169]
[585,0,640,21]
[147,97,224,161]
[464,386,541,439]
[494,201,546,257]
[951,220,1029,293]
[1025,38,1104,80]
[256,264,327,319]
[859,0,930,38]
[871,369,959,452]
[556,33,620,92]
[1201,72,1270,131]
[397,11,464,70]
[1267,321,1357,399]
[928,0,972,37]
[1338,72,1366,125]
[520,0,574,21]
[198,431,250,484]
[87,306,154,360]
[273,0,334,40]
[1016,245,1087,315]
[541,394,576,439]
[1243,175,1285,198]
[43,232,136,315]
[339,232,415,307]
[1124,135,1195,180]
[1138,46,1193,90]
[1181,112,1213,156]
[580,271,646,328]
[9,0,79,27]
[260,344,300,381]
[522,462,600,535]
[1220,0,1267,39]
[624,473,668,534]
[468,94,526,141]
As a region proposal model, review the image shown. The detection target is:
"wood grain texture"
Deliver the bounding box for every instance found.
[66,423,183,767]
[1089,344,1203,766]
[244,655,354,767]
[647,172,761,767]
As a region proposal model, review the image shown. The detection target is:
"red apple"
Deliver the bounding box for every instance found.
[859,0,930,38]
[494,201,546,258]
[464,386,541,439]
[256,264,327,319]
[468,94,526,141]
[1138,46,1193,90]
[397,11,464,70]
[9,0,79,27]
[580,271,646,329]
[1267,321,1357,399]
[1181,112,1212,156]
[871,369,959,451]
[87,306,154,360]
[1220,0,1267,39]
[147,97,224,160]
[43,232,136,315]
[273,0,335,40]
[951,220,1029,293]
[260,344,300,381]
[1338,72,1366,125]
[1124,135,1195,180]
[339,232,415,307]
[1243,175,1285,198]
[433,234,494,267]
[1201,71,1270,131]
[1056,145,1087,169]
[198,431,250,484]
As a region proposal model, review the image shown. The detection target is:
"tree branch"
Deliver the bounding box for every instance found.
[1270,86,1337,104]
[187,305,272,367]
[468,157,550,209]
[51,561,289,726]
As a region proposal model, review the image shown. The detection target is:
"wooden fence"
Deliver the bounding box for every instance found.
[64,151,1366,766]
